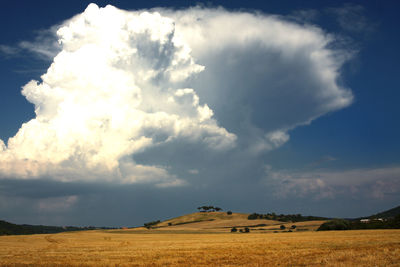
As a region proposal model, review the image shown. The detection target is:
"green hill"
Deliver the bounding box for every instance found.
[369,205,400,219]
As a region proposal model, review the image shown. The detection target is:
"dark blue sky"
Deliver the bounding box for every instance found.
[0,0,399,226]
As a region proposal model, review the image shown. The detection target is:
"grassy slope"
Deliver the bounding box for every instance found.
[136,212,325,233]
[158,211,248,225]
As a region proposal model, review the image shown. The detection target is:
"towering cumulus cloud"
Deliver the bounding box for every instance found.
[0,4,353,185]
[0,4,235,185]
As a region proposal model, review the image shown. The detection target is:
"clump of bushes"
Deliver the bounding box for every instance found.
[247,212,327,222]
[318,216,400,231]
[248,213,260,220]
[197,206,222,212]
[144,220,160,229]
[317,219,351,231]
[227,211,233,215]
[231,227,250,233]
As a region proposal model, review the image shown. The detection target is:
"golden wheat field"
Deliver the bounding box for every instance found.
[0,229,399,266]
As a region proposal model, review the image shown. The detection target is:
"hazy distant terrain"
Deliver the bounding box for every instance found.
[0,220,113,236]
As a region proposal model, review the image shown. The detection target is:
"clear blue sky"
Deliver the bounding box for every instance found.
[0,0,399,226]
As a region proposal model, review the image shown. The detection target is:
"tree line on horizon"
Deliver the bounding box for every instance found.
[318,215,400,231]
[247,212,328,222]
[197,206,222,212]
[0,220,113,236]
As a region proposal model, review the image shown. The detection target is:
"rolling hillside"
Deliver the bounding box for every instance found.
[134,212,326,233]
[369,205,400,219]
[3,204,398,235]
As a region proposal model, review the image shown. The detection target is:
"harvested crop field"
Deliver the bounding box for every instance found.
[0,229,399,266]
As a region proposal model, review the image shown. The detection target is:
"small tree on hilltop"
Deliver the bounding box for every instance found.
[227,211,232,215]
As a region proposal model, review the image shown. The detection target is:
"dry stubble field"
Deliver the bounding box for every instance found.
[0,229,399,266]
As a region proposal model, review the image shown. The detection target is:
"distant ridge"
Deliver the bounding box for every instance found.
[369,205,400,219]
[0,220,112,236]
[0,220,68,236]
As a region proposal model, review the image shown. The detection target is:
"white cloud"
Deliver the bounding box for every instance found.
[266,131,290,148]
[158,6,353,154]
[0,26,61,60]
[0,4,354,185]
[327,4,371,34]
[265,166,400,199]
[0,4,235,185]
[0,44,19,56]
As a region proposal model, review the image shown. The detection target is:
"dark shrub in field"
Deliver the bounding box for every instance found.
[317,219,351,231]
